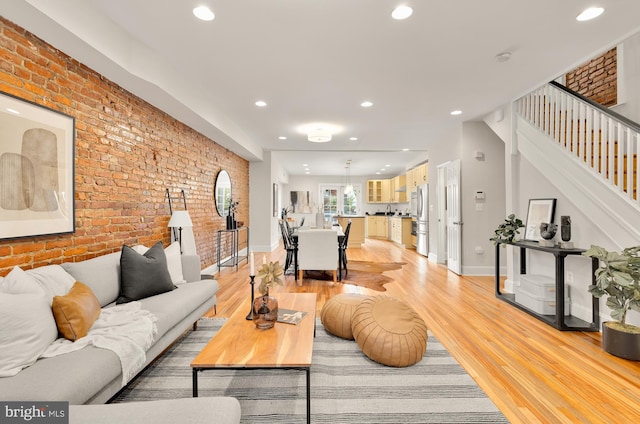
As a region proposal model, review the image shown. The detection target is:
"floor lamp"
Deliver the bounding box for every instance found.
[168,211,193,253]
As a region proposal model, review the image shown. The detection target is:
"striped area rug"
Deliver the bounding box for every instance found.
[113,318,508,423]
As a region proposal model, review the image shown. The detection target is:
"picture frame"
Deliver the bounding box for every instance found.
[272,183,278,217]
[0,91,75,239]
[524,198,557,241]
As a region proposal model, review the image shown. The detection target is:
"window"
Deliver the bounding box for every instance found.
[320,184,361,219]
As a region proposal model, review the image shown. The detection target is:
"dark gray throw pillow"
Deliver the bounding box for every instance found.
[117,241,175,304]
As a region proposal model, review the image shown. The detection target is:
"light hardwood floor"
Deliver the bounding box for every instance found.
[207,237,640,423]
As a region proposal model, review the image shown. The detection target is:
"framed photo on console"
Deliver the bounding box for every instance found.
[524,198,556,241]
[0,91,75,239]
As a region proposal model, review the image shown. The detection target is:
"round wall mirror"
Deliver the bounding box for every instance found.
[215,170,232,216]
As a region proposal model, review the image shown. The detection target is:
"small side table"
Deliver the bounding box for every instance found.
[216,226,249,273]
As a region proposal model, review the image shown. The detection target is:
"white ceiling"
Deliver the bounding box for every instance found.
[3,0,640,177]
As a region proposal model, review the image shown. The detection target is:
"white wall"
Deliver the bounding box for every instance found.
[460,122,506,275]
[249,150,289,253]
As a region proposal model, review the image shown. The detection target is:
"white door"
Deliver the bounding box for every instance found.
[436,164,447,264]
[445,160,462,274]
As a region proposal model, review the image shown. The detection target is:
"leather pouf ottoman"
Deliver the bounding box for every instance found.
[321,293,369,339]
[351,295,428,367]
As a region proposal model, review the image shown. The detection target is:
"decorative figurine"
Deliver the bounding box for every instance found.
[539,222,557,247]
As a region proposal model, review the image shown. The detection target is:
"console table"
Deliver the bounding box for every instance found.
[494,240,599,331]
[216,227,249,273]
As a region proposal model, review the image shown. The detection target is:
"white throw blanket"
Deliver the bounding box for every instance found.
[41,302,158,385]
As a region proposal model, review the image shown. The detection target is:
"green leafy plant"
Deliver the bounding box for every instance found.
[257,261,284,295]
[490,214,524,246]
[583,245,640,331]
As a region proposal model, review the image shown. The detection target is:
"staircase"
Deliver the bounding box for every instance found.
[515,81,640,248]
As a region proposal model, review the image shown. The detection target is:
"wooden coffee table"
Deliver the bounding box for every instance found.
[191,292,316,423]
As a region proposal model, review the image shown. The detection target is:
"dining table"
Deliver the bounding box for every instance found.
[289,225,345,281]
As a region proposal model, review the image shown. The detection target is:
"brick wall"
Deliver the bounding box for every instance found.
[0,18,249,276]
[565,47,617,106]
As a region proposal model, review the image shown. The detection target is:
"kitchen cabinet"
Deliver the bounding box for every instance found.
[390,175,407,203]
[407,163,428,190]
[381,179,391,203]
[366,216,388,238]
[389,217,412,247]
[367,179,392,203]
[367,180,383,203]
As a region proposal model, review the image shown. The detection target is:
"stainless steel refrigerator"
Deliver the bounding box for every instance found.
[416,184,429,256]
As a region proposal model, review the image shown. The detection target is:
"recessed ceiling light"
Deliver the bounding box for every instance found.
[450,110,462,116]
[402,148,409,151]
[392,5,413,20]
[6,108,20,115]
[255,100,267,107]
[278,136,287,140]
[360,101,373,108]
[193,6,215,21]
[576,7,604,21]
[349,137,358,141]
[303,164,308,166]
[385,164,391,167]
[305,171,311,175]
[375,172,381,175]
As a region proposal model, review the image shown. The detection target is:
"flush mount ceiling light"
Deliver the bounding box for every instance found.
[349,137,358,141]
[360,101,373,108]
[450,110,462,116]
[193,6,215,21]
[308,129,332,142]
[278,136,287,140]
[392,5,413,20]
[255,100,267,107]
[577,7,604,21]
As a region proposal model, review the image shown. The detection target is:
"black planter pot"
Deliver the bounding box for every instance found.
[602,322,640,361]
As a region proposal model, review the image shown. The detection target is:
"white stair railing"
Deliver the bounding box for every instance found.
[517,82,640,206]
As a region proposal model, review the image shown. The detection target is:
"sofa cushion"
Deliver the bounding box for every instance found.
[0,293,58,377]
[69,397,242,424]
[52,282,102,341]
[61,252,122,307]
[26,265,76,304]
[0,345,122,404]
[118,242,174,304]
[164,242,185,284]
[136,279,218,338]
[0,266,45,296]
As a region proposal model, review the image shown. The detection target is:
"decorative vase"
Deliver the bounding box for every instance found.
[226,215,233,230]
[560,216,573,248]
[253,289,278,330]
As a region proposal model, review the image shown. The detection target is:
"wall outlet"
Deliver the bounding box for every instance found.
[566,272,574,283]
[475,246,484,254]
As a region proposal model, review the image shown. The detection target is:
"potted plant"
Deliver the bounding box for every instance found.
[490,214,524,246]
[253,261,284,329]
[583,245,640,361]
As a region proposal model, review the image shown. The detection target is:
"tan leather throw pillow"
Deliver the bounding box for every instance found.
[52,281,101,341]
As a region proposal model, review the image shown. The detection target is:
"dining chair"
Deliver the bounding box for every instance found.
[279,220,297,275]
[339,220,352,280]
[297,229,339,285]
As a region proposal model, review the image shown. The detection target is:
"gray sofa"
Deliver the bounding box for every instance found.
[0,250,224,407]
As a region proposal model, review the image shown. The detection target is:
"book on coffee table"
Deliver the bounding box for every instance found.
[277,308,308,325]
